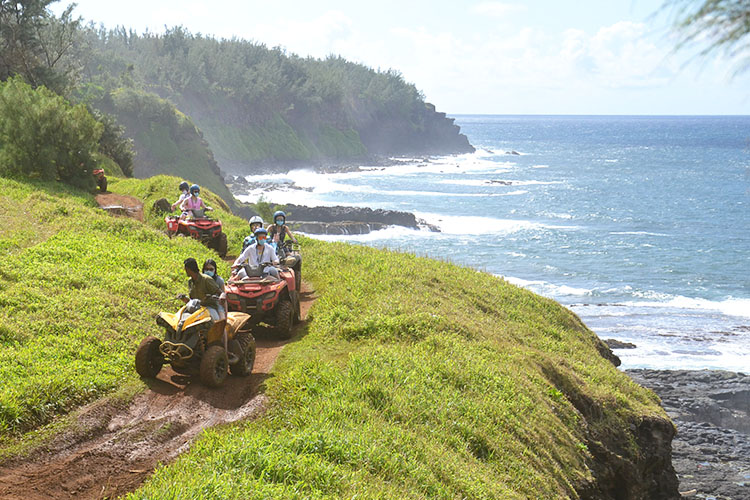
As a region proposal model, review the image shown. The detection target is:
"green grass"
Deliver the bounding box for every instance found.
[0,176,232,438]
[0,174,667,498]
[127,240,665,499]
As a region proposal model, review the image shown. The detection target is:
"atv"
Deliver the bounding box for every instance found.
[225,264,301,340]
[135,297,256,387]
[277,241,302,290]
[93,168,107,192]
[166,209,228,258]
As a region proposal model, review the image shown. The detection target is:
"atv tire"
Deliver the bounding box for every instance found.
[200,345,228,387]
[274,297,294,340]
[216,233,228,258]
[230,330,256,376]
[135,336,163,378]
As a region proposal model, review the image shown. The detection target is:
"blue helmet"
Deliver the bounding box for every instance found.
[190,184,200,194]
[273,210,286,223]
[253,227,268,236]
[179,181,189,191]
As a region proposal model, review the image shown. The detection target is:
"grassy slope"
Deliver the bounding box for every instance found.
[127,245,665,497]
[1,175,666,497]
[0,176,233,441]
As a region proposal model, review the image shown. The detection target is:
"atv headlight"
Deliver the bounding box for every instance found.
[262,292,276,300]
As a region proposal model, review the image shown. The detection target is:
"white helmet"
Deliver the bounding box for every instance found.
[249,216,264,226]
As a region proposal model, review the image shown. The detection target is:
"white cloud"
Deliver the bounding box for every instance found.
[248,11,354,57]
[472,2,526,18]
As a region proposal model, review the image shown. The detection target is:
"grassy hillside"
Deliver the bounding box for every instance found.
[0,176,235,440]
[127,242,668,497]
[1,175,670,497]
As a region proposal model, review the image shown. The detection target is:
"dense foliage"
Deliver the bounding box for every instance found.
[75,25,471,167]
[0,0,81,93]
[0,76,101,188]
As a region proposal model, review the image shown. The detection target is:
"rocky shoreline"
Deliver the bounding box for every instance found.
[627,369,750,499]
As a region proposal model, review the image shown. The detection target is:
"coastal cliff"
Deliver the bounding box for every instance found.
[0,175,679,499]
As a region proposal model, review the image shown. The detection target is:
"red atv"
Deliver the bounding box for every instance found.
[224,264,301,339]
[166,210,228,258]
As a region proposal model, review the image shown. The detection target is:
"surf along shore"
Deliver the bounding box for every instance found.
[230,158,750,499]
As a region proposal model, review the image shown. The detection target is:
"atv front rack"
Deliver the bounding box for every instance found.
[159,341,194,362]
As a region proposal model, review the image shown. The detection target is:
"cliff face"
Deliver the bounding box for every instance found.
[171,93,473,175]
[357,103,474,156]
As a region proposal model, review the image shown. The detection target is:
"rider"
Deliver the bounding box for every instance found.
[267,210,298,251]
[179,184,213,218]
[232,227,280,279]
[202,258,225,292]
[171,181,191,211]
[242,216,264,251]
[180,257,224,322]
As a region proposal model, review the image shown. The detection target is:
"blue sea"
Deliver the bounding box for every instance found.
[237,115,750,371]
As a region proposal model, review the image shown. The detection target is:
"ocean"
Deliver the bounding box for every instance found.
[236,115,750,371]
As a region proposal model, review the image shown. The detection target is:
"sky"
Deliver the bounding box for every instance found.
[52,0,750,115]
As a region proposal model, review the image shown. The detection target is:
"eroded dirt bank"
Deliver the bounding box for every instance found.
[0,283,315,500]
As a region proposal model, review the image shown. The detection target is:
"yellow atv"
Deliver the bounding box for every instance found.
[135,297,256,387]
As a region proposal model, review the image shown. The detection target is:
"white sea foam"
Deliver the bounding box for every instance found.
[609,231,669,237]
[413,213,577,235]
[531,164,549,169]
[501,276,593,297]
[439,179,561,187]
[299,225,424,242]
[619,296,750,319]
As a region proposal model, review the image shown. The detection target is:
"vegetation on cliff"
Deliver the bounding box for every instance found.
[78,26,473,171]
[2,1,473,209]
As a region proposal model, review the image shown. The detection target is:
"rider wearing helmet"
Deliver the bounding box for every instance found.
[267,210,298,246]
[171,181,191,211]
[179,184,213,218]
[232,227,280,279]
[242,216,264,250]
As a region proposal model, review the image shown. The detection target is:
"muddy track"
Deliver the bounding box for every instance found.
[95,193,144,221]
[0,283,316,500]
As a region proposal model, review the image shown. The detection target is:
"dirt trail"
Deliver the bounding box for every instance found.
[0,283,316,500]
[95,193,144,221]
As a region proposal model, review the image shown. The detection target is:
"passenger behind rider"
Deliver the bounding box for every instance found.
[171,181,191,211]
[179,184,213,219]
[231,227,280,279]
[242,216,264,251]
[202,258,225,292]
[267,211,298,251]
[179,257,225,322]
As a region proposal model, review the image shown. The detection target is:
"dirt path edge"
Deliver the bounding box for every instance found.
[0,282,316,500]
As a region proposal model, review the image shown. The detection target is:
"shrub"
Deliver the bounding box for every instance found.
[0,76,102,189]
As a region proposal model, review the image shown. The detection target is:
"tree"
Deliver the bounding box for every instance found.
[0,75,102,189]
[0,0,81,92]
[665,0,750,74]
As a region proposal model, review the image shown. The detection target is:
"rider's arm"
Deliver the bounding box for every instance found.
[269,245,279,265]
[285,226,298,243]
[179,197,189,212]
[233,246,250,269]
